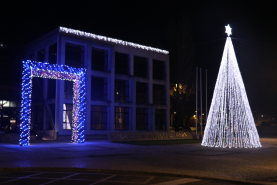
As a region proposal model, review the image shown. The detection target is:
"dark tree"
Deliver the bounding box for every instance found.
[167,14,196,130]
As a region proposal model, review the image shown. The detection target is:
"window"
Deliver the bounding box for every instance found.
[46,104,55,130]
[153,59,165,80]
[153,84,166,105]
[0,100,18,108]
[64,81,73,98]
[37,49,45,62]
[65,43,84,68]
[136,82,148,104]
[91,106,107,130]
[136,108,148,130]
[48,79,56,99]
[115,79,129,102]
[114,107,129,130]
[31,103,44,130]
[48,43,57,64]
[63,104,73,130]
[134,56,148,78]
[115,52,129,75]
[29,54,34,61]
[91,47,108,72]
[91,76,108,101]
[155,109,166,130]
[32,78,44,100]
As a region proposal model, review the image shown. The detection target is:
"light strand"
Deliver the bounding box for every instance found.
[59,27,169,55]
[20,60,86,146]
[201,37,262,148]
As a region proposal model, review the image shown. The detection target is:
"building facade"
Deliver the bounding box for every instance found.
[25,27,170,138]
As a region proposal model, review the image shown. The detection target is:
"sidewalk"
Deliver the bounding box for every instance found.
[0,138,276,184]
[0,169,265,185]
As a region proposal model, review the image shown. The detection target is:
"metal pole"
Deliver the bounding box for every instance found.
[206,69,208,128]
[196,67,198,136]
[200,68,202,135]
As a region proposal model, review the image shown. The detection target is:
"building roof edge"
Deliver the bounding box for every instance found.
[59,27,169,55]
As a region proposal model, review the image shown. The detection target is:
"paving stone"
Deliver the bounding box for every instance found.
[31,172,76,178]
[106,175,151,183]
[0,171,40,177]
[47,179,96,185]
[147,176,183,184]
[0,177,15,183]
[67,173,111,180]
[2,178,52,185]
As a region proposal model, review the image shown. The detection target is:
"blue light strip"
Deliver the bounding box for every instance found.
[20,60,86,146]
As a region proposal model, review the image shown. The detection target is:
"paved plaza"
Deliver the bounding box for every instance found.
[0,138,276,184]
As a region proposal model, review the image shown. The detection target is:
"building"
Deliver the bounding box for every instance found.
[25,27,170,139]
[0,41,24,133]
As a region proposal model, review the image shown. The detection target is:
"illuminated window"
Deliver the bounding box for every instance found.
[63,104,73,130]
[115,52,129,75]
[91,47,108,72]
[91,106,107,130]
[114,107,129,130]
[134,56,148,78]
[3,100,9,107]
[136,108,148,130]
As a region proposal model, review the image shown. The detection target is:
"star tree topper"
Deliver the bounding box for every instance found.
[225,24,232,36]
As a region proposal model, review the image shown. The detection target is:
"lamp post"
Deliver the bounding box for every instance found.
[174,111,178,132]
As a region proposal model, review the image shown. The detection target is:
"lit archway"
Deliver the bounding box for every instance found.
[20,61,86,146]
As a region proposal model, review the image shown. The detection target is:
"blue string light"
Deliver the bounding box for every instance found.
[20,60,86,146]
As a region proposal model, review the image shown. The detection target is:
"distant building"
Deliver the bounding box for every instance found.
[0,41,23,133]
[25,27,170,138]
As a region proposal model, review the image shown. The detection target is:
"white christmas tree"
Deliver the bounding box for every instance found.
[201,25,262,148]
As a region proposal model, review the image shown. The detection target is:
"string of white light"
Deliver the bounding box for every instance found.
[201,37,262,148]
[59,27,169,55]
[20,61,86,146]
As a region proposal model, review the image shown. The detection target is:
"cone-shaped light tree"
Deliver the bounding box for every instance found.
[201,25,262,148]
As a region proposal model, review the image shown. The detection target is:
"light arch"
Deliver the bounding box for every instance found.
[20,60,86,146]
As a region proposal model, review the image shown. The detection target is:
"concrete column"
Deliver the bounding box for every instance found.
[54,35,65,139]
[109,47,115,131]
[149,57,155,131]
[43,46,49,130]
[166,58,170,132]
[130,54,134,76]
[132,78,136,131]
[86,43,91,132]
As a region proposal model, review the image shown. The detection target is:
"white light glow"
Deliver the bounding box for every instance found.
[201,36,262,148]
[225,24,232,36]
[59,27,169,55]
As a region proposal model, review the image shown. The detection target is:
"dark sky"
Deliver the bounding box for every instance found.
[1,0,277,115]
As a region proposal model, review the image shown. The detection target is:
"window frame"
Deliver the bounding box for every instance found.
[90,105,107,130]
[91,47,109,72]
[114,107,129,130]
[136,108,149,130]
[115,79,129,103]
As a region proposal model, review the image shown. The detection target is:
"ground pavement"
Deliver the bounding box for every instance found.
[0,138,276,185]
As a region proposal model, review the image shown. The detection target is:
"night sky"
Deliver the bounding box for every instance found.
[1,1,277,115]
